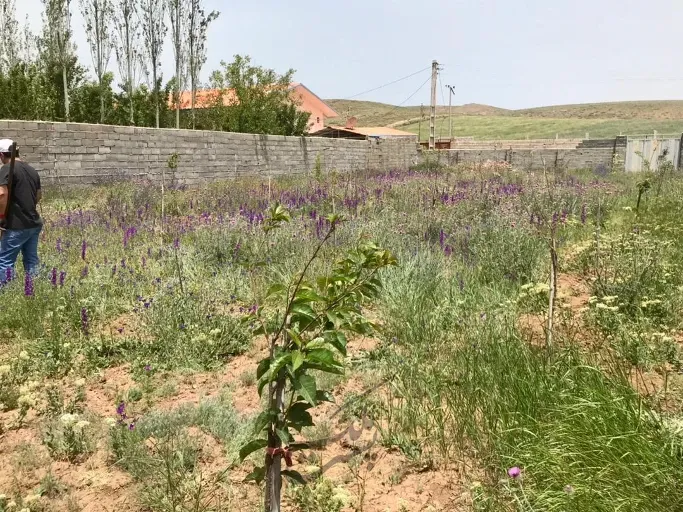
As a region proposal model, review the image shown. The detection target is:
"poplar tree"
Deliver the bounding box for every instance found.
[80,0,114,123]
[167,0,188,129]
[41,0,75,120]
[115,0,143,124]
[140,0,166,128]
[187,0,218,129]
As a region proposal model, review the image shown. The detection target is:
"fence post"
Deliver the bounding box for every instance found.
[678,133,683,170]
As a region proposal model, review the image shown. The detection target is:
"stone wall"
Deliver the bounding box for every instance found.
[436,137,628,171]
[0,120,420,185]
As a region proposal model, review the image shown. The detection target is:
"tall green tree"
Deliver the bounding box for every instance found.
[80,0,115,123]
[41,0,76,121]
[167,0,187,129]
[206,55,310,136]
[140,0,166,128]
[114,0,143,125]
[187,0,218,129]
[0,0,20,73]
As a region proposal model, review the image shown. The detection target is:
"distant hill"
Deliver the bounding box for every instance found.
[324,99,683,140]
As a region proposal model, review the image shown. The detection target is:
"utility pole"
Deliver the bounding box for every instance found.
[429,60,438,150]
[418,103,424,143]
[446,85,456,141]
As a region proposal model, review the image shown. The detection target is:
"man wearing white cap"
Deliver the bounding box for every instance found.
[0,139,42,282]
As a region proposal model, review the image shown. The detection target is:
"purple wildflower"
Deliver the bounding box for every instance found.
[50,268,57,287]
[59,271,66,287]
[581,204,587,224]
[81,308,89,335]
[173,238,180,250]
[439,229,445,249]
[5,268,12,282]
[56,238,62,253]
[141,257,146,269]
[81,265,89,277]
[128,422,135,431]
[144,364,151,372]
[24,273,34,297]
[507,467,521,479]
[81,240,87,260]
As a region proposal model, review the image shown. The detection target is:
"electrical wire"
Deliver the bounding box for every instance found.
[379,75,433,120]
[344,66,431,100]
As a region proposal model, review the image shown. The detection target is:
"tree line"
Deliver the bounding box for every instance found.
[0,0,311,135]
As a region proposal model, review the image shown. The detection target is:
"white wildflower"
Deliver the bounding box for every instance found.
[72,420,90,433]
[18,351,29,361]
[596,303,609,310]
[17,394,35,408]
[74,378,86,388]
[209,328,221,337]
[104,417,117,427]
[60,413,79,427]
[0,365,11,377]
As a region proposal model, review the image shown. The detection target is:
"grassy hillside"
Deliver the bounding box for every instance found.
[325,99,507,127]
[401,116,683,141]
[325,99,683,140]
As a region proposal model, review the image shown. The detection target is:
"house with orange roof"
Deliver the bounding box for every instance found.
[172,83,338,132]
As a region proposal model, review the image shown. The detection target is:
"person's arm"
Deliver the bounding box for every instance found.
[0,185,6,218]
[0,168,7,220]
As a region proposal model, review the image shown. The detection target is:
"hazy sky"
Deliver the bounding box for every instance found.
[16,0,683,109]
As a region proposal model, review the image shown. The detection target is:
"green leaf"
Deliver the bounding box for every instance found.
[282,470,307,486]
[291,303,316,320]
[306,348,343,369]
[253,409,277,435]
[323,331,347,356]
[294,374,318,406]
[256,358,271,380]
[302,361,345,375]
[326,311,344,329]
[245,465,266,483]
[291,351,304,372]
[315,390,335,403]
[294,289,325,303]
[239,439,268,462]
[276,427,292,444]
[266,283,287,298]
[287,402,314,431]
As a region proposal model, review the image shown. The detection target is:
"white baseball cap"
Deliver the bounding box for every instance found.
[0,139,14,153]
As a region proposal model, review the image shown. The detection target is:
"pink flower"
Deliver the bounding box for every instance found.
[507,466,521,479]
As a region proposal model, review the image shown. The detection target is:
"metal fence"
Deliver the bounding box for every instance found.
[625,135,682,172]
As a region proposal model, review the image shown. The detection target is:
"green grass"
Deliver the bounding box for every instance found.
[402,115,683,141]
[1,165,683,511]
[325,98,683,140]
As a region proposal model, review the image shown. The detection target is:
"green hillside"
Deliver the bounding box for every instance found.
[324,99,683,140]
[402,116,683,141]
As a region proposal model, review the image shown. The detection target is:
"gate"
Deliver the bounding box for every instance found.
[625,135,682,172]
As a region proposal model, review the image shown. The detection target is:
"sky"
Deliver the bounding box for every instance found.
[15,0,683,110]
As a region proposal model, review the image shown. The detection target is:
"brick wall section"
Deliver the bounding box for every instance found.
[438,136,627,171]
[0,120,420,185]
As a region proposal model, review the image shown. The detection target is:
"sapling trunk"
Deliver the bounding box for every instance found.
[547,234,558,349]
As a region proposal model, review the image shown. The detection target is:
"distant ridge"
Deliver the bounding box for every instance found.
[323,99,683,140]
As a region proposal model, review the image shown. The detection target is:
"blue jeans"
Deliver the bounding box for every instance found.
[0,226,42,282]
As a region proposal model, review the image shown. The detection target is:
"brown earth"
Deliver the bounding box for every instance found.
[0,325,475,511]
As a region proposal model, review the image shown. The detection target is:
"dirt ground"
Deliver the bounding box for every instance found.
[0,332,476,512]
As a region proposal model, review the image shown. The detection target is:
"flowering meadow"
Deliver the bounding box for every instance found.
[0,164,682,511]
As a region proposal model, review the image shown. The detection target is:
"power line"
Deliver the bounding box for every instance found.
[380,75,433,120]
[344,66,431,100]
